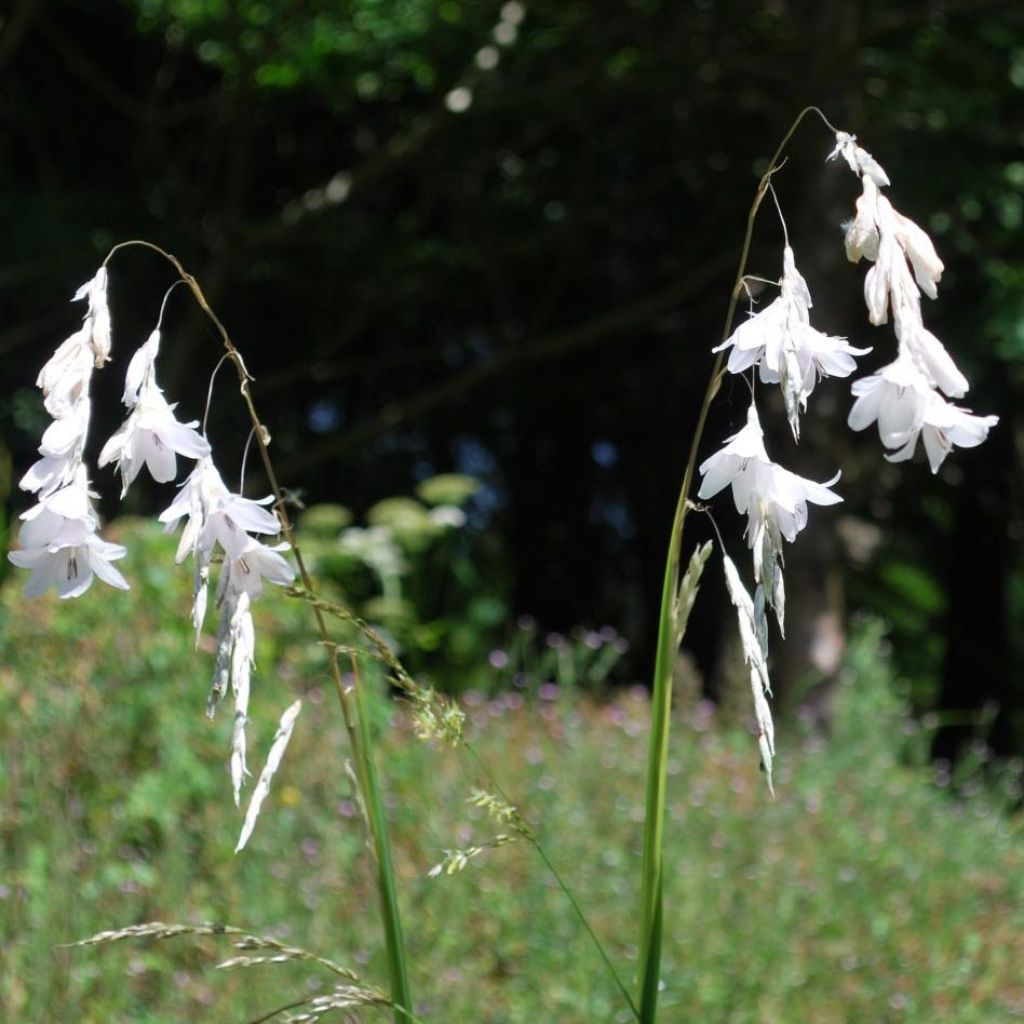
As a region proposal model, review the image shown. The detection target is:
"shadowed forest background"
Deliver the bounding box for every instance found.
[2,2,1024,1022]
[2,4,1024,749]
[3,0,1021,750]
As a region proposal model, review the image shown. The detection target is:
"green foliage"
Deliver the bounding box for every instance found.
[297,476,513,693]
[129,0,482,102]
[2,527,1023,1021]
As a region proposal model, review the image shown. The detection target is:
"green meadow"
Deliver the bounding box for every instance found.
[1,521,1022,1023]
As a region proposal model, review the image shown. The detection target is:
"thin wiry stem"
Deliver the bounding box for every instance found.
[462,742,640,1021]
[103,239,413,1024]
[636,105,832,1024]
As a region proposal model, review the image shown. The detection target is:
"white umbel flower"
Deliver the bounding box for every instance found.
[714,246,868,438]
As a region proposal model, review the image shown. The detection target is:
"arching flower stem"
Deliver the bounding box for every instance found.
[102,240,413,1024]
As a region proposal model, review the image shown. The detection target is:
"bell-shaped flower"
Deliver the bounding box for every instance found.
[8,534,128,599]
[36,323,94,419]
[886,390,999,474]
[8,499,128,599]
[16,471,97,549]
[160,457,282,562]
[848,355,997,472]
[200,492,281,560]
[20,404,90,500]
[698,404,842,627]
[715,247,869,438]
[698,405,842,521]
[99,388,210,496]
[225,537,296,601]
[848,355,931,451]
[160,457,230,562]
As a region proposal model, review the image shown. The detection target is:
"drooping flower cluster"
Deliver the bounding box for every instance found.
[714,246,870,439]
[697,401,842,790]
[161,455,295,804]
[830,131,998,471]
[8,269,130,598]
[9,263,299,820]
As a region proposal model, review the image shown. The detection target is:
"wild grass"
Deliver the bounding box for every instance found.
[1,519,1022,1023]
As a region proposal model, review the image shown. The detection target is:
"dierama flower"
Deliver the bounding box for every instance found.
[73,266,112,368]
[848,355,998,473]
[99,329,210,496]
[7,471,128,598]
[714,246,868,439]
[160,457,282,563]
[832,128,998,468]
[698,403,841,629]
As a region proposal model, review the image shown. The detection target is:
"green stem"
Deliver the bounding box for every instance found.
[635,106,830,1023]
[104,240,413,1022]
[353,656,414,1021]
[464,742,640,1020]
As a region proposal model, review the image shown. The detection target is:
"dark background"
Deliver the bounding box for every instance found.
[2,0,1021,754]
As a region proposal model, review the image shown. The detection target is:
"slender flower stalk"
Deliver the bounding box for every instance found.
[93,241,413,1023]
[635,105,834,1024]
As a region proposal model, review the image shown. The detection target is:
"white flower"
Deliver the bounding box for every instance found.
[715,247,868,438]
[20,403,91,500]
[863,206,921,329]
[828,131,890,188]
[698,404,842,526]
[897,319,968,399]
[36,323,94,419]
[200,493,281,560]
[99,389,210,496]
[16,471,96,548]
[844,175,881,263]
[122,329,161,408]
[698,404,841,628]
[721,555,775,795]
[848,356,997,472]
[848,355,930,450]
[225,538,296,600]
[910,394,999,474]
[160,457,281,562]
[72,266,112,367]
[892,207,943,299]
[8,520,128,599]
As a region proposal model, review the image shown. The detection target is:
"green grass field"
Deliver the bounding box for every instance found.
[1,521,1022,1023]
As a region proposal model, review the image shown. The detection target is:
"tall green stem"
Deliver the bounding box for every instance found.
[635,106,829,1023]
[104,241,413,1022]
